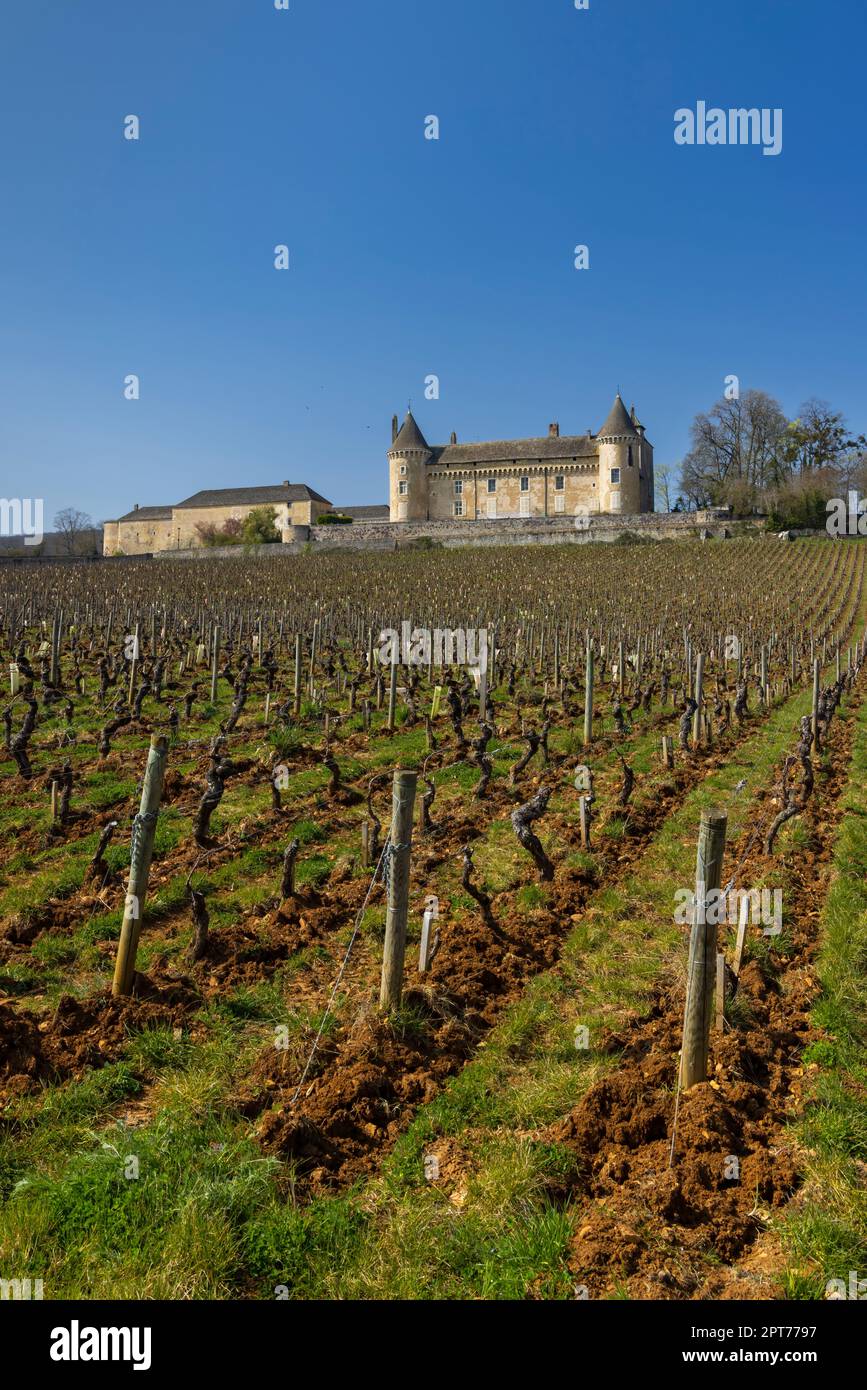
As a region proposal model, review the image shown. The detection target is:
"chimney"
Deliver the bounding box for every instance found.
[133,503,139,511]
[549,422,559,438]
[282,480,290,487]
[450,431,457,445]
[392,414,399,444]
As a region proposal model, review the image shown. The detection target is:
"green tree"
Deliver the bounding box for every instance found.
[242,506,281,544]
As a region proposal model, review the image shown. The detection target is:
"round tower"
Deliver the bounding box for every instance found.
[388,410,431,521]
[630,404,655,513]
[596,393,642,515]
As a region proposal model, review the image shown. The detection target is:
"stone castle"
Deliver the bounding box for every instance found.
[388,392,654,521]
[103,392,653,554]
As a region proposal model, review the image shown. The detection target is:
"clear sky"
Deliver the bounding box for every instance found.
[1,0,865,525]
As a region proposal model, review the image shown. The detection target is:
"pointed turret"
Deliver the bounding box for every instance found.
[597,393,639,440]
[388,410,431,521]
[390,410,430,454]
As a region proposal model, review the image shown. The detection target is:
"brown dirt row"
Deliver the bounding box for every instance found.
[539,677,863,1300]
[0,709,751,1128]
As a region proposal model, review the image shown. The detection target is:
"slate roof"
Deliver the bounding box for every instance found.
[175,484,332,510]
[428,436,599,466]
[390,411,430,454]
[329,504,390,519]
[115,506,173,522]
[597,394,639,438]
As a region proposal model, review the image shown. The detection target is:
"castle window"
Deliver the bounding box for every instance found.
[454,500,464,517]
[554,474,565,491]
[487,477,496,493]
[627,445,634,467]
[454,479,463,496]
[398,481,408,496]
[610,468,621,485]
[520,475,529,492]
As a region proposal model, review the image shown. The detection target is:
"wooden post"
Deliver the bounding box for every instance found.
[112,735,168,997]
[811,658,821,755]
[361,819,370,869]
[293,635,301,715]
[386,652,398,733]
[379,770,417,1011]
[679,808,727,1089]
[50,780,58,822]
[50,612,61,687]
[715,952,726,1033]
[661,735,674,770]
[210,625,219,705]
[479,629,488,718]
[579,796,590,850]
[583,635,594,748]
[418,903,437,973]
[732,891,750,978]
[760,646,768,706]
[308,620,319,697]
[128,622,140,705]
[692,652,704,748]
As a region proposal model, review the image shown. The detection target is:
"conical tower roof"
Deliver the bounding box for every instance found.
[597,393,639,439]
[390,410,430,454]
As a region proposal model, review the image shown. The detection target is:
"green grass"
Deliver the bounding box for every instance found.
[778,694,867,1296]
[0,581,862,1299]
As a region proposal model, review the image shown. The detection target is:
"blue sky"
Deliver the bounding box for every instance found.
[1,0,865,524]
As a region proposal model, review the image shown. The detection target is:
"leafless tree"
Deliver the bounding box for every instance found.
[54,507,95,556]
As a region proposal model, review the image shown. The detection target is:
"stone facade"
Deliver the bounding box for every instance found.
[388,393,654,523]
[104,484,333,556]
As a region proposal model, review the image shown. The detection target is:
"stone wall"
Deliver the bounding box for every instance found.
[152,510,738,560]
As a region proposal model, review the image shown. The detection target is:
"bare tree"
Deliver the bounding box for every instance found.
[654,464,673,513]
[679,390,789,512]
[54,508,94,556]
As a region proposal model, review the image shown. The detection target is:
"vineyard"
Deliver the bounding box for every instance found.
[1,536,866,1300]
